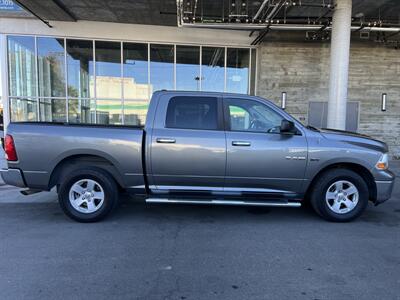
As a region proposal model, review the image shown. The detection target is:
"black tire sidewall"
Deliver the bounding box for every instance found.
[311,169,369,222]
[58,167,118,222]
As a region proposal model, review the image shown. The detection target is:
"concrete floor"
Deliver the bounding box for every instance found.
[0,152,399,299]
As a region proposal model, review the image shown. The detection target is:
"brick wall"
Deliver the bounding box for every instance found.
[256,41,400,158]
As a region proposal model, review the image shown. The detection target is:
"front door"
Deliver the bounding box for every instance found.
[223,97,307,196]
[150,94,226,193]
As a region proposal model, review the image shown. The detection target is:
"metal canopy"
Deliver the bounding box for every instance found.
[10,0,400,27]
[7,0,400,45]
[13,0,178,25]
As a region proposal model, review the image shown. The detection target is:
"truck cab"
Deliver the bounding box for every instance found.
[146,91,307,198]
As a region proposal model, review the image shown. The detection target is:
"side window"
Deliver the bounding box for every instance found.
[166,96,218,130]
[225,98,284,133]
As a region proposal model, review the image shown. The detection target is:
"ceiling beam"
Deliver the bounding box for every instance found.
[14,0,76,22]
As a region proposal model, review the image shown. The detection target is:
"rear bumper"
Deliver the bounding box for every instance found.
[0,168,26,188]
[374,170,395,205]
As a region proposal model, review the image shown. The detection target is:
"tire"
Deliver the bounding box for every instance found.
[309,169,369,222]
[58,167,119,222]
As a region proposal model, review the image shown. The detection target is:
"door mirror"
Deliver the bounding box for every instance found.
[280,120,296,135]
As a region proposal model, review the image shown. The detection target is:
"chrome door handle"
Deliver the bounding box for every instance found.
[232,141,251,146]
[156,138,176,144]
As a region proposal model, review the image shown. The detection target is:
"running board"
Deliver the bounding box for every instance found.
[145,198,301,207]
[20,189,42,196]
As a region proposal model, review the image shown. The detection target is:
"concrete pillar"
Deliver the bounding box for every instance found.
[327,0,352,130]
[0,34,10,133]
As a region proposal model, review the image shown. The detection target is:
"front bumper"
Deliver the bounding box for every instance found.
[0,168,26,188]
[374,170,395,205]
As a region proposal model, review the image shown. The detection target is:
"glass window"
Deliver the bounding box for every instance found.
[166,96,218,130]
[150,44,174,91]
[226,48,249,94]
[123,42,149,100]
[124,100,148,126]
[10,98,37,121]
[225,98,283,133]
[68,99,94,124]
[66,39,94,98]
[8,36,37,97]
[96,100,123,125]
[201,47,225,92]
[37,37,66,97]
[7,36,254,126]
[95,41,121,99]
[39,98,67,122]
[176,45,200,91]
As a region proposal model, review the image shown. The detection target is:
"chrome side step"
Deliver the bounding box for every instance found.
[145,198,301,207]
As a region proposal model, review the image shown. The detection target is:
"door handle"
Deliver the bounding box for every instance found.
[232,141,251,147]
[156,138,176,144]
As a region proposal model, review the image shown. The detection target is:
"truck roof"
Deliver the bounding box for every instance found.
[153,90,259,99]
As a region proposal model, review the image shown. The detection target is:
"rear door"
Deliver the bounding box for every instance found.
[223,97,308,196]
[149,93,226,192]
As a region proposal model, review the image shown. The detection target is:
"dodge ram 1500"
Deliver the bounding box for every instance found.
[1,91,395,222]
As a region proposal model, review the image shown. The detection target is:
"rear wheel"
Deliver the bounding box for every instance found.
[310,169,369,222]
[58,167,119,222]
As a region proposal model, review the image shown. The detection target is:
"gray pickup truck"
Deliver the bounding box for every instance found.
[1,91,395,222]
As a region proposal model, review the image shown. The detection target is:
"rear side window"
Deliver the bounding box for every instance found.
[166,96,218,130]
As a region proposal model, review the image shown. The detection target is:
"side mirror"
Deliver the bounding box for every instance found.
[280,120,296,135]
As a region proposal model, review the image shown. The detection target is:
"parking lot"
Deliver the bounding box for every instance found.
[0,151,399,300]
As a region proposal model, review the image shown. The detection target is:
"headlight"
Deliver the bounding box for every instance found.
[376,153,389,170]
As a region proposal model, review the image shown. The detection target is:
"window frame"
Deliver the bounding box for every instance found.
[165,95,224,131]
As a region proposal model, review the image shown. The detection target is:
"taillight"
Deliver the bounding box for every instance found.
[5,134,18,161]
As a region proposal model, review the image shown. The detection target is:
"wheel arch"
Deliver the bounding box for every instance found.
[305,162,377,202]
[48,154,125,190]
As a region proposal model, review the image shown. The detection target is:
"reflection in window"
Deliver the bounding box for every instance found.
[37,37,66,97]
[66,39,93,98]
[150,44,174,91]
[96,100,123,125]
[7,35,255,126]
[10,98,37,121]
[68,99,94,124]
[8,36,37,97]
[226,48,249,94]
[123,43,149,99]
[176,45,200,91]
[95,41,121,99]
[39,98,67,122]
[229,105,250,130]
[124,100,148,126]
[201,47,225,92]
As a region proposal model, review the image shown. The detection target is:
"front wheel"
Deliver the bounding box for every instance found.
[58,167,119,222]
[310,169,369,222]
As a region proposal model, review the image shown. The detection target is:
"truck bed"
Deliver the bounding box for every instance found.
[5,122,145,191]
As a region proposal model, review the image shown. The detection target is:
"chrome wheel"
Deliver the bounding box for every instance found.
[69,179,105,214]
[325,180,359,214]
